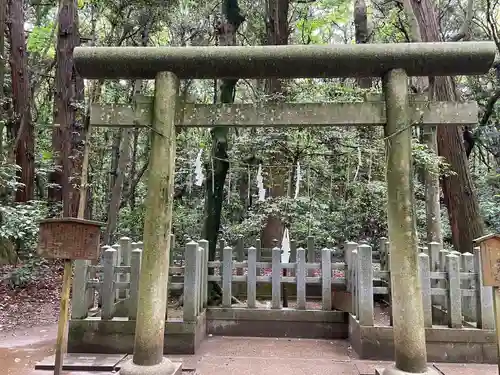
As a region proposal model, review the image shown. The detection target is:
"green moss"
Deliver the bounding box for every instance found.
[68,321,86,342]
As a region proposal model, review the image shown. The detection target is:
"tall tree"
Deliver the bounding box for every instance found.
[105,14,152,244]
[202,0,245,263]
[0,0,6,156]
[260,0,289,249]
[7,0,35,202]
[398,0,443,245]
[354,0,372,89]
[51,0,84,216]
[404,0,482,252]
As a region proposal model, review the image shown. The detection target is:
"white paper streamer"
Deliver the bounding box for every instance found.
[281,228,290,263]
[256,164,266,201]
[227,166,231,203]
[294,162,301,199]
[194,149,204,186]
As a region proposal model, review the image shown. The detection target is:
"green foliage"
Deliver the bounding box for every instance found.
[0,201,48,258]
[0,163,23,194]
[476,172,500,233]
[27,24,56,57]
[294,0,351,44]
[7,257,49,289]
[412,139,455,177]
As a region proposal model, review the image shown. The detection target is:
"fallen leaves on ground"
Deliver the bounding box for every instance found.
[0,261,63,332]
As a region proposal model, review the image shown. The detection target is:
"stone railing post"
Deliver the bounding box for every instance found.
[101,247,117,320]
[271,247,281,309]
[118,237,132,299]
[345,242,358,292]
[321,248,332,311]
[183,241,199,322]
[461,252,475,322]
[296,247,306,310]
[71,258,89,319]
[418,253,432,327]
[357,244,373,326]
[473,246,495,329]
[222,246,233,308]
[247,247,257,308]
[128,247,142,320]
[198,240,209,308]
[446,254,462,328]
[351,248,358,318]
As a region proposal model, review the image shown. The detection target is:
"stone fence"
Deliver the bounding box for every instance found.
[71,235,494,330]
[349,238,494,329]
[71,236,359,320]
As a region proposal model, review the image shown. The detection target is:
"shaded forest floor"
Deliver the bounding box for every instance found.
[0,261,62,332]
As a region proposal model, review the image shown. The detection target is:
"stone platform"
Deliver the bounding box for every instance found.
[31,336,499,375]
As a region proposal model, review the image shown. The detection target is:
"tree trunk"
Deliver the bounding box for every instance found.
[104,128,131,244]
[261,0,289,249]
[354,0,372,89]
[422,127,443,244]
[202,0,245,264]
[7,0,34,203]
[71,57,85,216]
[108,130,121,201]
[51,0,83,217]
[0,0,5,156]
[400,0,443,245]
[409,0,484,251]
[129,128,140,209]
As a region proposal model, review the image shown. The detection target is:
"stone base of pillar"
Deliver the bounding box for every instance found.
[119,358,182,375]
[375,365,440,375]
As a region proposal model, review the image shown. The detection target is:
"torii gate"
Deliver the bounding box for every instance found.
[73,41,496,375]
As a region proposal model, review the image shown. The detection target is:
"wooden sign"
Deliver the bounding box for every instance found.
[37,218,104,260]
[474,234,500,287]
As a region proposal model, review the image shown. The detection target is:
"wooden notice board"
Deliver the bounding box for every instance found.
[475,234,500,287]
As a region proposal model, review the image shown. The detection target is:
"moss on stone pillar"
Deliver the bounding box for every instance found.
[129,71,179,367]
[383,69,427,373]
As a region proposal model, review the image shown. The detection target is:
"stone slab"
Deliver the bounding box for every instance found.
[198,336,351,360]
[30,371,113,375]
[68,317,203,355]
[349,315,497,363]
[34,353,127,371]
[433,363,499,375]
[197,356,358,375]
[374,366,439,375]
[353,361,392,375]
[118,360,182,375]
[166,356,200,371]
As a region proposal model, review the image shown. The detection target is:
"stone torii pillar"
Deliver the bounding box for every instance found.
[120,71,181,375]
[73,41,496,375]
[380,69,430,375]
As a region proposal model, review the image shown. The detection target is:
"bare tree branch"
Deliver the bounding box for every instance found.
[479,87,500,126]
[486,0,500,51]
[448,0,474,41]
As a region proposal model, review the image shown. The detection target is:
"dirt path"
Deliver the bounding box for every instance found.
[0,325,56,375]
[0,262,60,374]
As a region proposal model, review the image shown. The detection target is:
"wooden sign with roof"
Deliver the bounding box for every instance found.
[474,234,500,287]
